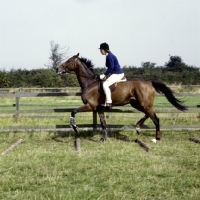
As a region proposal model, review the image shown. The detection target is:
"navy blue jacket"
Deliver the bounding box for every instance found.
[104,52,124,76]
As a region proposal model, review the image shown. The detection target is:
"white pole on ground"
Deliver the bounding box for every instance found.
[1,139,23,155]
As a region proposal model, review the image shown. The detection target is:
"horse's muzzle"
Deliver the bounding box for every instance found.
[56,68,65,75]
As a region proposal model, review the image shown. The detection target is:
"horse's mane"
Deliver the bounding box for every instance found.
[79,57,95,73]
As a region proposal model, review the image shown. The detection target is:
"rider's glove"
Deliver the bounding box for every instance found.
[100,74,106,80]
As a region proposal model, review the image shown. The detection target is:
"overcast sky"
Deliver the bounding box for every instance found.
[0,0,200,71]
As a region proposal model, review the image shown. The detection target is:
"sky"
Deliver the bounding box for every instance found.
[0,0,200,71]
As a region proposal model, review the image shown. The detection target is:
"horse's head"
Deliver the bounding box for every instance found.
[56,53,79,75]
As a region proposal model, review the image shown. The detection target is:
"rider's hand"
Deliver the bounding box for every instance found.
[100,74,106,80]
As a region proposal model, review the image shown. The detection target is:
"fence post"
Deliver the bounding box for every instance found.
[15,97,20,118]
[93,111,97,133]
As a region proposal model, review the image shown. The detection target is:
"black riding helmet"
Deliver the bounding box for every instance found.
[99,43,109,51]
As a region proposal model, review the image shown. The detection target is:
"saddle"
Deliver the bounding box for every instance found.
[98,76,127,93]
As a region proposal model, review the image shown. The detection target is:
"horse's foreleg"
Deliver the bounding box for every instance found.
[135,114,149,134]
[98,110,108,142]
[70,104,93,136]
[70,109,79,135]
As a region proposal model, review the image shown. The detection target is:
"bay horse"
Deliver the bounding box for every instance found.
[56,53,187,142]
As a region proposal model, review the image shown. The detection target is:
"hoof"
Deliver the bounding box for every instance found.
[99,138,105,143]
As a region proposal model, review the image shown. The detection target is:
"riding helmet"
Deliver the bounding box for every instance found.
[99,43,109,50]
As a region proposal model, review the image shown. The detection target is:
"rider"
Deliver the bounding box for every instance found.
[99,42,125,108]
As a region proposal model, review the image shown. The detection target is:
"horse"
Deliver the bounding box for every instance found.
[56,53,187,142]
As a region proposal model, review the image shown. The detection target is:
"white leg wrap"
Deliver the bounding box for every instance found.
[151,138,157,143]
[136,127,141,132]
[70,117,75,127]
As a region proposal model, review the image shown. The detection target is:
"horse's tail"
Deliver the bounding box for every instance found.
[151,81,187,111]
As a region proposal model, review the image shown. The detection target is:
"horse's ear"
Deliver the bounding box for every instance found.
[76,53,79,58]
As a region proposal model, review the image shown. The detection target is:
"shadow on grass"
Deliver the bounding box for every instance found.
[51,132,70,143]
[51,130,94,143]
[106,130,155,142]
[51,129,155,143]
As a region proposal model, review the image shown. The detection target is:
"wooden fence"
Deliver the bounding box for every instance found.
[0,90,200,131]
[0,85,200,93]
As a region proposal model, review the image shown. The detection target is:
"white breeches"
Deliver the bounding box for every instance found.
[103,73,124,103]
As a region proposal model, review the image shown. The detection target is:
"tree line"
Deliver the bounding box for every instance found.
[1,56,199,88]
[1,41,199,87]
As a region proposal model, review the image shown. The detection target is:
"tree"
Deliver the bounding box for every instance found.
[45,40,69,70]
[0,70,11,87]
[165,55,183,72]
[141,62,156,69]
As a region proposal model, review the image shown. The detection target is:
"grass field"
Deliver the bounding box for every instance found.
[0,130,199,200]
[0,93,199,199]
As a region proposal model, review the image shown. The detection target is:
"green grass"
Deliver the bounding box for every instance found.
[0,130,199,199]
[0,94,199,199]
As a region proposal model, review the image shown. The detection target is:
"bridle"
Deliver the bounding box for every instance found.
[60,58,98,81]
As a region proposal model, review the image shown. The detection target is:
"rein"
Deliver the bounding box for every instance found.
[77,73,96,80]
[65,70,97,80]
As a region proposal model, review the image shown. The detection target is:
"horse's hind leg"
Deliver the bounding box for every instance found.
[130,99,161,140]
[130,99,149,134]
[135,114,149,134]
[153,113,161,140]
[136,109,161,140]
[146,109,161,140]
